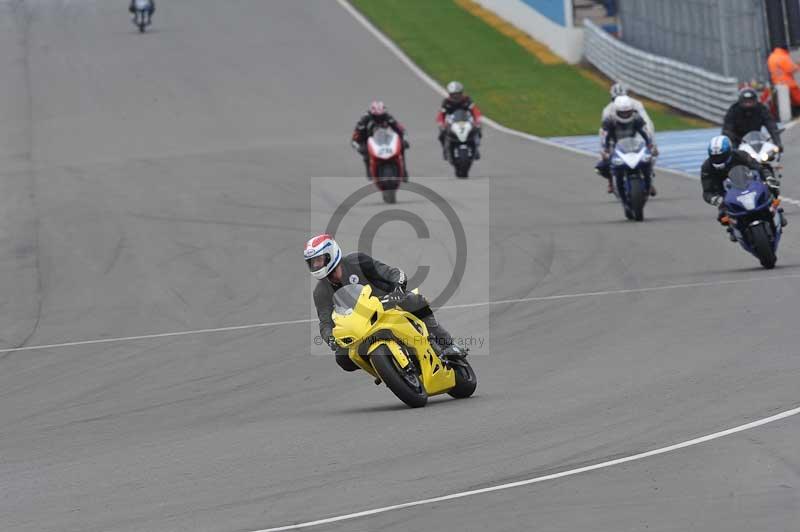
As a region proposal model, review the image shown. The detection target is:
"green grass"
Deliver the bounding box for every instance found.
[349,0,706,136]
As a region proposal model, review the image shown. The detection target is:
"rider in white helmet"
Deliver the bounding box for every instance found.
[595,95,658,195]
[601,82,654,137]
[305,234,466,372]
[437,81,483,160]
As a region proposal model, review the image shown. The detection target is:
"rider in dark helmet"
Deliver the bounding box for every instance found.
[304,234,466,372]
[722,88,783,150]
[437,81,483,160]
[351,101,409,181]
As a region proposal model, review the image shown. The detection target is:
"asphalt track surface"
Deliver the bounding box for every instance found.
[0,1,798,531]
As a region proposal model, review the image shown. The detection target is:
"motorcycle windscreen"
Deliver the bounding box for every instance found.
[371,128,395,146]
[448,109,471,123]
[333,284,365,315]
[615,137,645,154]
[741,130,768,153]
[726,165,757,191]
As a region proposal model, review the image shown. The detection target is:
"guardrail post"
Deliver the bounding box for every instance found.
[776,84,792,123]
[717,0,730,77]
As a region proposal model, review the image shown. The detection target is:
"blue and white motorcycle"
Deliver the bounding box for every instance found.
[723,165,784,269]
[610,137,653,221]
[132,0,153,33]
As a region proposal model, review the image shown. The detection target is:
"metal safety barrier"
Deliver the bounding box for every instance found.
[583,19,739,124]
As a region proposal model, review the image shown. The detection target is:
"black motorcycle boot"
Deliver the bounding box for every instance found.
[422,316,466,362]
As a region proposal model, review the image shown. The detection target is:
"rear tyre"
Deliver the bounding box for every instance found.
[371,345,427,408]
[382,189,396,204]
[750,223,777,269]
[447,360,477,399]
[629,178,645,221]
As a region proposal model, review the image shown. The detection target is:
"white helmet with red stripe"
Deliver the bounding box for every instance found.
[368,101,386,117]
[304,234,342,280]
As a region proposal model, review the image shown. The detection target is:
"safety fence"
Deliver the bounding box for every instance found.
[583,19,739,124]
[617,0,768,82]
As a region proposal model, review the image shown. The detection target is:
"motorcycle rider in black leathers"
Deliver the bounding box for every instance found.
[128,0,155,22]
[701,134,785,241]
[722,88,783,150]
[304,234,465,372]
[597,95,657,196]
[436,81,483,160]
[351,101,409,181]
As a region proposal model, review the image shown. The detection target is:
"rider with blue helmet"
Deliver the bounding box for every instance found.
[700,135,784,239]
[701,135,764,207]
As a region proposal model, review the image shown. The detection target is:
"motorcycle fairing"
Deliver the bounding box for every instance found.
[332,284,455,395]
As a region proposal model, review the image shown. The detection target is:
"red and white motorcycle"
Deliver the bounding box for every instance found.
[366,127,406,204]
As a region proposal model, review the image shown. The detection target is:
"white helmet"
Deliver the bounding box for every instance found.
[614,95,636,123]
[610,82,628,100]
[446,81,464,96]
[304,234,342,280]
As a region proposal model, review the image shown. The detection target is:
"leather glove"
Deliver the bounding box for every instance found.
[351,140,360,151]
[326,336,338,351]
[384,286,406,306]
[649,145,659,157]
[709,195,724,208]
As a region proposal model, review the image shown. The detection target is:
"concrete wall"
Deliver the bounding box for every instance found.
[473,0,584,63]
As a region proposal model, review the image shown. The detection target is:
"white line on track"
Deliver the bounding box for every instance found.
[3,273,799,354]
[252,404,800,531]
[335,0,800,207]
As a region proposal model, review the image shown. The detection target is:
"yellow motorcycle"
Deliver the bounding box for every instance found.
[332,284,477,408]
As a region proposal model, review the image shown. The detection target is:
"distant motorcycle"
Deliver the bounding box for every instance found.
[132,0,153,33]
[445,110,478,178]
[366,127,405,204]
[722,165,784,269]
[738,130,781,194]
[609,137,653,221]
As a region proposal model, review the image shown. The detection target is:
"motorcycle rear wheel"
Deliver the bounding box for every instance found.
[447,360,477,398]
[371,344,427,408]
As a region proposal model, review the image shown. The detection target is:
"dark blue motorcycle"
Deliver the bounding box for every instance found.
[610,137,653,221]
[723,165,784,269]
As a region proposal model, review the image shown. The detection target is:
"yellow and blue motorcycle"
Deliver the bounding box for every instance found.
[332,284,477,408]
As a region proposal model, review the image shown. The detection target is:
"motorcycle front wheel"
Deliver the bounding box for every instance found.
[749,223,777,269]
[371,344,427,408]
[378,163,399,204]
[628,178,645,221]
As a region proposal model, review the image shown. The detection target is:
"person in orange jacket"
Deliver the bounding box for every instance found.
[767,45,800,107]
